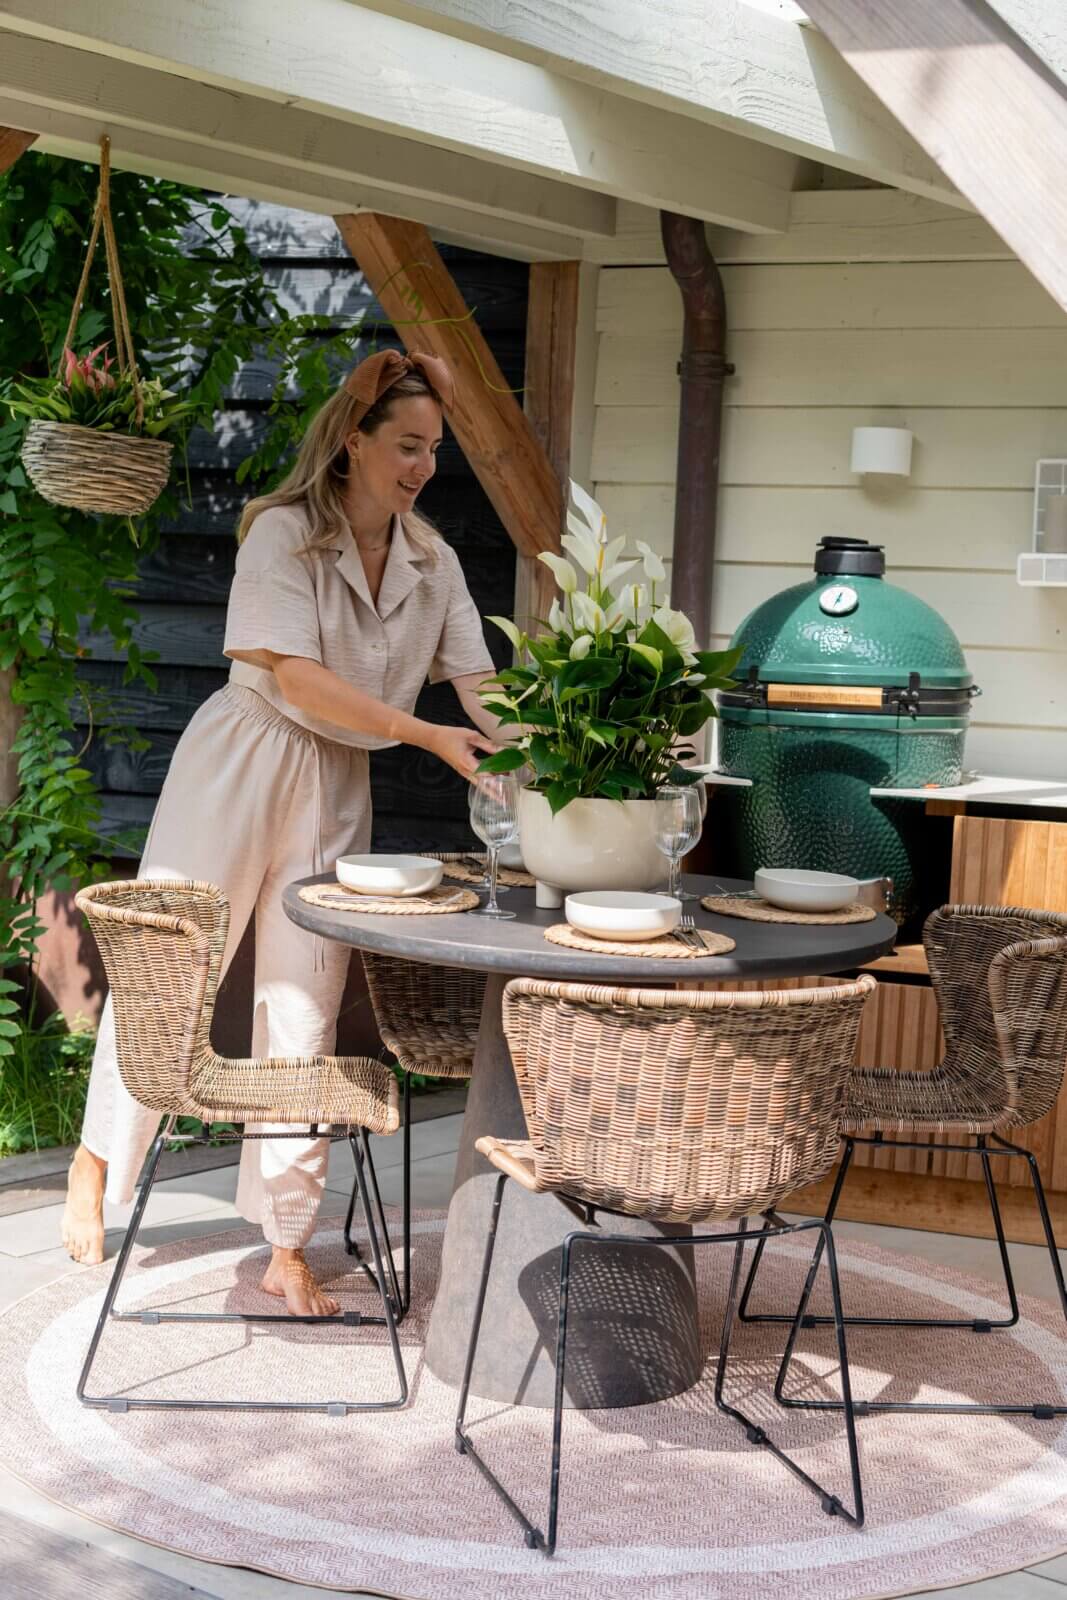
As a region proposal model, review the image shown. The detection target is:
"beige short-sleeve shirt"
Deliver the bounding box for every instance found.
[224,503,494,748]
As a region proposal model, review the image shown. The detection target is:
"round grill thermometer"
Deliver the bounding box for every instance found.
[819,584,859,616]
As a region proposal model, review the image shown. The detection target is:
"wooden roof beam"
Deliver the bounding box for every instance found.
[351,0,972,210]
[3,103,585,263]
[799,0,1067,315]
[0,122,34,171]
[0,0,798,233]
[336,212,563,559]
[0,30,612,249]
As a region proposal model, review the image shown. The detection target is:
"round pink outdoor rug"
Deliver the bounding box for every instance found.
[0,1209,1066,1600]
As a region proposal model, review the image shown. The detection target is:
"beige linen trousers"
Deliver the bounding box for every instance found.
[80,504,493,1248]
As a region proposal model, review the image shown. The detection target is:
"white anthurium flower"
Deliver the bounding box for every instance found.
[604,605,627,633]
[562,519,600,575]
[569,633,593,660]
[652,604,697,654]
[486,614,523,651]
[538,550,578,593]
[600,534,627,571]
[569,478,608,541]
[600,557,639,593]
[571,590,607,633]
[548,596,567,633]
[628,582,648,619]
[636,540,667,582]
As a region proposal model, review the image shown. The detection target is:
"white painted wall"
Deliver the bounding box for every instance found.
[590,238,1067,780]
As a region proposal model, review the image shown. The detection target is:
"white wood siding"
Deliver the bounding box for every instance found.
[591,255,1067,780]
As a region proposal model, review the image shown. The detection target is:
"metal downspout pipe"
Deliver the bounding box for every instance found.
[660,211,731,650]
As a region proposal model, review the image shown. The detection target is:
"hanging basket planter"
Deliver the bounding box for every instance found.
[13,135,188,519]
[21,420,172,516]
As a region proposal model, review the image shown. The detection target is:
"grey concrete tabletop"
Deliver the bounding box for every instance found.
[283,871,898,981]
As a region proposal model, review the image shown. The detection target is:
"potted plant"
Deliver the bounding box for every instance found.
[477,481,742,898]
[8,342,195,519]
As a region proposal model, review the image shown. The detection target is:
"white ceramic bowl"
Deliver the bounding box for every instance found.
[754,867,859,913]
[565,890,681,942]
[336,853,443,898]
[498,841,525,869]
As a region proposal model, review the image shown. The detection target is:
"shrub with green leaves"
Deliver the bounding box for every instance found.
[477,481,742,813]
[0,152,370,1038]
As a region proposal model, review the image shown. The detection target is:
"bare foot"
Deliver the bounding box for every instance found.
[260,1248,341,1317]
[61,1144,107,1264]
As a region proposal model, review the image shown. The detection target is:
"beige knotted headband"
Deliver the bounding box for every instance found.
[344,348,455,425]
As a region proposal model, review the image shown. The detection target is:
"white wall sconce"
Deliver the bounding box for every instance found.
[850,426,913,478]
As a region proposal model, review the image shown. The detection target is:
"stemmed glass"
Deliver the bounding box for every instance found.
[468,772,519,919]
[654,783,703,902]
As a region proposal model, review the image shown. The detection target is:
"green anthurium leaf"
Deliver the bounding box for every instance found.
[545,779,581,814]
[676,695,715,735]
[476,746,527,774]
[694,645,744,679]
[554,655,621,704]
[626,641,663,674]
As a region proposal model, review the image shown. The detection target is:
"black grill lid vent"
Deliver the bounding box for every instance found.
[814,537,886,578]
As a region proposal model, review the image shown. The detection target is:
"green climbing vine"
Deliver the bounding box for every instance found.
[0,152,369,1033]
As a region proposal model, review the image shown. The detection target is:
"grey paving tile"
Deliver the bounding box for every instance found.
[1029,1555,1067,1586]
[907,1576,1065,1599]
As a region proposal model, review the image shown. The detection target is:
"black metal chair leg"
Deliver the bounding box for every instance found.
[80,1125,408,1414]
[456,1210,867,1553]
[739,1138,854,1324]
[351,1128,408,1408]
[344,1072,411,1318]
[455,1176,553,1547]
[995,1133,1067,1322]
[78,1131,167,1407]
[714,1217,864,1526]
[345,1132,405,1323]
[544,1232,575,1557]
[747,1133,1022,1334]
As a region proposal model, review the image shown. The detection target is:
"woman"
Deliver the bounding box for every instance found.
[61,348,501,1316]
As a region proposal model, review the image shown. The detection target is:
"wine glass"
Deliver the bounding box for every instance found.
[468,772,520,919]
[674,777,707,901]
[654,783,703,901]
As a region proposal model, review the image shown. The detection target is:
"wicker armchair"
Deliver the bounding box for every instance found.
[74,878,406,1415]
[740,904,1067,1420]
[455,974,876,1554]
[343,951,485,1317]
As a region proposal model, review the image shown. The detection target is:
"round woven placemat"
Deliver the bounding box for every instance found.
[545,923,735,958]
[298,883,479,914]
[701,894,876,925]
[422,851,535,888]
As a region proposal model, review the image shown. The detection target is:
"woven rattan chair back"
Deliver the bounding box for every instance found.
[501,976,875,1223]
[75,879,229,1114]
[361,951,485,1078]
[924,904,1067,1128]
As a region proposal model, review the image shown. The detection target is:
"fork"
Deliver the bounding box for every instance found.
[675,910,704,952]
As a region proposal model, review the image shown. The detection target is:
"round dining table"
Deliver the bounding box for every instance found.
[284,871,896,1412]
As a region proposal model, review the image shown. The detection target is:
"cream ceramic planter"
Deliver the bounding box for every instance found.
[517,786,666,904]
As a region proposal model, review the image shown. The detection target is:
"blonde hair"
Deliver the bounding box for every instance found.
[236,370,443,559]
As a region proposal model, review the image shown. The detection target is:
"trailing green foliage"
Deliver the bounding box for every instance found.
[0,152,368,1041]
[478,480,742,812]
[0,1011,95,1155]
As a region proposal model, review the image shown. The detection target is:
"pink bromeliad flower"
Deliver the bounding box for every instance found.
[61,342,117,393]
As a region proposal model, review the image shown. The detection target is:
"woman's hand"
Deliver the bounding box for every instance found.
[425,723,501,780]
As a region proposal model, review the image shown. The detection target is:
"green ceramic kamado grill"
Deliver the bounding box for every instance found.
[714,537,977,924]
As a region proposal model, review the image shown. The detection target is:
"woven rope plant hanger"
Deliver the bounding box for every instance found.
[20,135,173,517]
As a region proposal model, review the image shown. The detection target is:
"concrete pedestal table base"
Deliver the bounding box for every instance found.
[422,975,704,1410]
